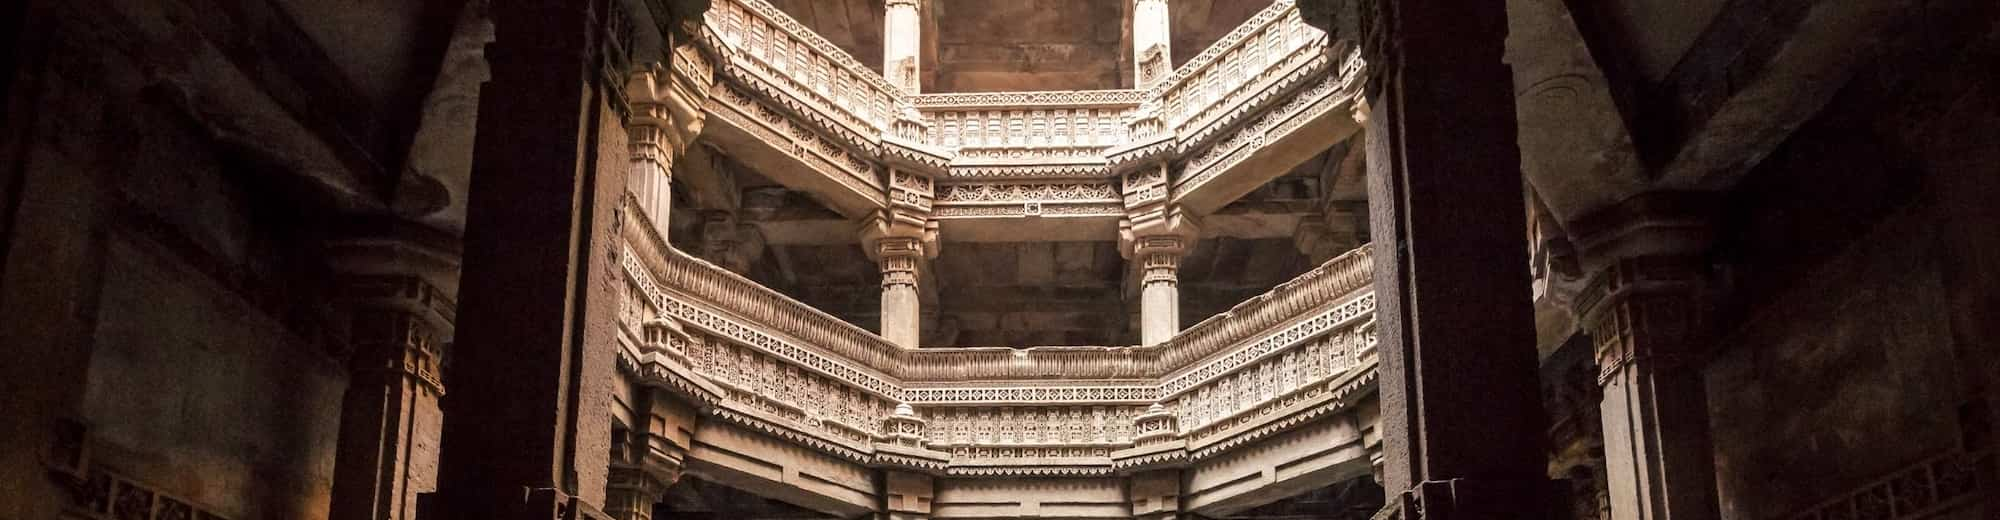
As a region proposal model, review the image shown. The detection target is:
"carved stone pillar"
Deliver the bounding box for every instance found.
[628,42,716,234]
[862,212,938,348]
[1349,0,1554,514]
[605,387,692,520]
[884,0,923,93]
[329,278,452,520]
[1568,193,1720,520]
[1132,0,1172,88]
[327,230,459,520]
[1120,206,1198,347]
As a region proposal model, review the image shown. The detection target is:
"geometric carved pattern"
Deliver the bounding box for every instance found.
[1788,450,1990,520]
[62,467,229,520]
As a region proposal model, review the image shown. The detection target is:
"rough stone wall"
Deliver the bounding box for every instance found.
[1707,209,1967,519]
[0,6,351,518]
[1702,78,1995,518]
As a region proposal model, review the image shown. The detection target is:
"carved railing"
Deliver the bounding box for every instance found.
[914,90,1143,176]
[616,199,1378,471]
[705,0,903,144]
[1151,0,1330,142]
[695,0,1352,190]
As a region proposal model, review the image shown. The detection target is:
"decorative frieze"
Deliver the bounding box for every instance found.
[930,181,1122,220]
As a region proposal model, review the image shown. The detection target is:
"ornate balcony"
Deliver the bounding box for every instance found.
[615,199,1379,511]
[691,0,1360,223]
[620,0,1378,516]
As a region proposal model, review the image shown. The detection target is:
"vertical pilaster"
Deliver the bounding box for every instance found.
[1132,0,1172,88]
[1356,0,1553,514]
[605,387,692,520]
[436,0,669,515]
[628,43,716,235]
[325,229,460,520]
[884,0,923,93]
[1568,194,1720,520]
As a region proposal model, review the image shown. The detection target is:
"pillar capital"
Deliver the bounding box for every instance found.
[860,211,941,262]
[1118,205,1200,259]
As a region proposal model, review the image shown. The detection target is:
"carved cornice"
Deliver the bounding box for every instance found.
[912,90,1147,109]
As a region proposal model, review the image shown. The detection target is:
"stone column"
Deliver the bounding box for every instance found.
[1129,405,1182,520]
[884,0,922,93]
[329,274,453,520]
[326,229,460,520]
[1120,207,1198,347]
[1568,194,1721,520]
[1132,0,1172,88]
[627,104,675,231]
[437,0,707,516]
[861,220,936,348]
[1346,0,1553,514]
[863,169,937,348]
[605,386,694,520]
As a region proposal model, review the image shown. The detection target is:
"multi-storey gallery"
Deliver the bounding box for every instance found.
[2,0,1995,519]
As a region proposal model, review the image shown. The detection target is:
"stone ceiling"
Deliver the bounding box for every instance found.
[770,0,1268,92]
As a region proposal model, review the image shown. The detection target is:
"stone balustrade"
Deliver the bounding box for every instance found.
[614,201,1378,474]
[1150,0,1330,143]
[705,0,902,143]
[694,0,1351,201]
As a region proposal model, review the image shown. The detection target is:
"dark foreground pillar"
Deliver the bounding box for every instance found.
[434,0,632,516]
[1359,0,1554,516]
